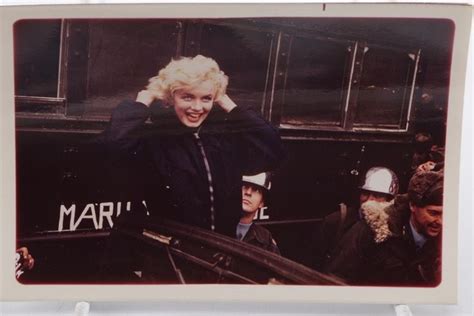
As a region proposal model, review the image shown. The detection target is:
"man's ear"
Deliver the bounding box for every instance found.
[258,201,265,209]
[409,202,417,213]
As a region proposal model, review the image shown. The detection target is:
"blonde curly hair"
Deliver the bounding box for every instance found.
[146,55,228,105]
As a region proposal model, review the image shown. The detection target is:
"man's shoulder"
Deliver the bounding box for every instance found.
[246,223,280,254]
[249,223,279,247]
[250,223,273,239]
[323,207,359,229]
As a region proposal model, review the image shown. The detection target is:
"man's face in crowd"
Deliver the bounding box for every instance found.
[242,183,264,213]
[410,204,443,238]
[359,190,391,205]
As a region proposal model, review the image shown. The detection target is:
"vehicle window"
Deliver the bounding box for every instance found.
[14,19,62,114]
[281,35,351,127]
[13,18,422,135]
[67,20,180,118]
[198,22,274,111]
[354,46,416,129]
[14,20,62,98]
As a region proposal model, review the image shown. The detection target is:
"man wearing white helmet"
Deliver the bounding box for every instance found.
[311,167,399,271]
[319,169,443,286]
[358,167,399,206]
[237,172,280,255]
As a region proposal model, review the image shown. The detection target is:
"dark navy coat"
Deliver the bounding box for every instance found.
[101,100,284,237]
[322,195,441,286]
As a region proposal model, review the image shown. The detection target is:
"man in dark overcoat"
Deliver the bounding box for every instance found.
[310,167,399,271]
[322,170,443,286]
[237,172,280,255]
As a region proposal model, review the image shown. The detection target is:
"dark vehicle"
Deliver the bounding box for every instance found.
[15,17,452,282]
[19,220,345,285]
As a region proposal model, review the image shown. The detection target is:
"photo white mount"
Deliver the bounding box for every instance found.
[74,301,90,316]
[394,305,413,316]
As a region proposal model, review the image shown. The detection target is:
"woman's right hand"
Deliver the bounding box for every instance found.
[136,90,155,107]
[215,94,237,113]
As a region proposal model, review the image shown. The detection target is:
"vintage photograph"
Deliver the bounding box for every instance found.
[0,1,470,305]
[12,15,455,288]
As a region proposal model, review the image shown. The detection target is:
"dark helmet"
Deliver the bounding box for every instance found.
[408,171,443,206]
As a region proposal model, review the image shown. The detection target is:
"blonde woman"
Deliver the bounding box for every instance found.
[104,55,284,237]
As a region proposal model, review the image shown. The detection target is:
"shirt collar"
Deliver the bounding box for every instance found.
[409,219,428,249]
[236,222,252,240]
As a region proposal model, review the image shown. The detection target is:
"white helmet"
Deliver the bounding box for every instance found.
[360,167,399,196]
[242,172,272,191]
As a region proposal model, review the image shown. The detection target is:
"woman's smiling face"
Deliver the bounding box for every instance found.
[172,81,216,128]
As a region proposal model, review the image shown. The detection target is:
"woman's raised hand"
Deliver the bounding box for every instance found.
[215,94,237,113]
[136,90,155,107]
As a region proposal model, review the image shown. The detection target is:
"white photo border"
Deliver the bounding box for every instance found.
[0,2,471,304]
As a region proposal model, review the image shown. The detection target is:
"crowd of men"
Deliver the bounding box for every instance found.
[242,165,443,287]
[311,167,443,286]
[241,131,444,286]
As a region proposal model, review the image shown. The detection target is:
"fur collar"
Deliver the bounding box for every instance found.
[361,194,411,243]
[361,200,394,243]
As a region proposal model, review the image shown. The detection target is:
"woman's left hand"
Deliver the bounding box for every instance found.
[215,94,237,113]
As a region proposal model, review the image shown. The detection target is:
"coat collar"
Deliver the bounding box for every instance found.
[243,224,267,244]
[386,194,411,238]
[361,199,394,243]
[149,101,229,137]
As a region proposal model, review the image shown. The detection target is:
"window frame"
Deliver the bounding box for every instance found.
[273,36,421,134]
[351,43,421,133]
[15,18,421,139]
[273,32,356,131]
[187,19,279,116]
[14,19,66,115]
